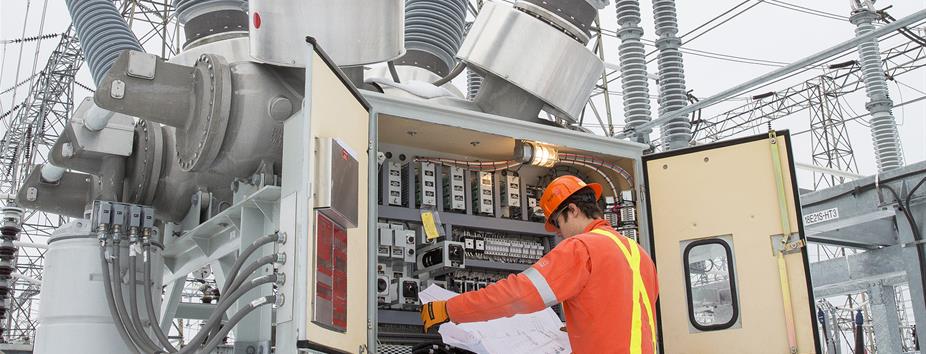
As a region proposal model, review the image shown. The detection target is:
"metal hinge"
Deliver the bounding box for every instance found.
[771,233,805,256]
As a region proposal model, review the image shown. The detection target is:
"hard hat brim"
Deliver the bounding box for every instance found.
[544,183,604,232]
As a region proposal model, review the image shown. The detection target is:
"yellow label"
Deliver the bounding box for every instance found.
[421,211,440,240]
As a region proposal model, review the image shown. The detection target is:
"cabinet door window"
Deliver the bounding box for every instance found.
[683,239,739,331]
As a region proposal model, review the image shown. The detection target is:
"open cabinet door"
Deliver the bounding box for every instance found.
[643,131,820,354]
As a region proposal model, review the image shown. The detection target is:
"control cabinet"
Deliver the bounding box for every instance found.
[371,97,644,348]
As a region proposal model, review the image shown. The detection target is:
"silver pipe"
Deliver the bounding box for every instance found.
[224,254,282,295]
[111,234,163,354]
[142,245,178,352]
[129,253,165,352]
[616,7,926,139]
[851,9,904,171]
[221,232,280,295]
[199,296,280,354]
[176,274,281,354]
[99,246,142,354]
[651,0,691,150]
[207,253,281,341]
[614,0,654,144]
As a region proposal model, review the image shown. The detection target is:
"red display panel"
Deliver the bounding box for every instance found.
[313,212,348,332]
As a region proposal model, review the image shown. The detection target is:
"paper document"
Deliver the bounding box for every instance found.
[419,284,572,354]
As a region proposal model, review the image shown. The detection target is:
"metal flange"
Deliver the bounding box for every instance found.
[125,120,164,205]
[176,54,232,172]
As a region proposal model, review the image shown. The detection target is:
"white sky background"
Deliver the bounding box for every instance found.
[0,0,924,191]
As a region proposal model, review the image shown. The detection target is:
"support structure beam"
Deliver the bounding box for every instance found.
[810,246,906,298]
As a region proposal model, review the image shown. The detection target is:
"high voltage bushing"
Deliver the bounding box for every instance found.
[851,9,904,171]
[652,0,692,151]
[400,0,468,76]
[0,207,23,341]
[615,0,654,144]
[65,0,143,86]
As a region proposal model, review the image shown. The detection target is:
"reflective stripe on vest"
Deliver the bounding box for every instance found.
[523,267,559,307]
[589,228,657,354]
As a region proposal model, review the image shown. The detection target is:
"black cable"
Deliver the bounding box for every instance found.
[879,11,926,47]
[878,183,926,314]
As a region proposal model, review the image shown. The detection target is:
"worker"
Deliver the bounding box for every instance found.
[420,175,659,354]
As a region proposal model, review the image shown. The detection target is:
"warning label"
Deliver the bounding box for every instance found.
[804,208,839,225]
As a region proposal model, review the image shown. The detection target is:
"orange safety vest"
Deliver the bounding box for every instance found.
[447,220,659,354]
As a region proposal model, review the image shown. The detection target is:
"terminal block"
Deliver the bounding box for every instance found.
[500,171,522,219]
[443,166,467,212]
[416,161,437,208]
[472,171,494,216]
[385,161,403,206]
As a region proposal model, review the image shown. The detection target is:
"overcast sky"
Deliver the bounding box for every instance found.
[1,0,924,190]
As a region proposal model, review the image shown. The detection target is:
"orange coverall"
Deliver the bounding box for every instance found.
[446,219,659,354]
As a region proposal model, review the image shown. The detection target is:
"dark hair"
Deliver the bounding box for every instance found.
[557,187,603,223]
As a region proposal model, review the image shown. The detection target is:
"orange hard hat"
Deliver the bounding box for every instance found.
[540,175,602,232]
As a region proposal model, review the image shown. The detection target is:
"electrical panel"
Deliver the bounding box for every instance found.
[443,166,467,212]
[416,161,437,208]
[500,171,521,219]
[473,171,494,216]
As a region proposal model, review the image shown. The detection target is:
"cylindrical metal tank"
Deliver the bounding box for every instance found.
[34,220,164,354]
[249,0,405,67]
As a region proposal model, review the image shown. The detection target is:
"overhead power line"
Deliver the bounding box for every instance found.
[763,0,849,22]
[0,72,43,96]
[793,94,926,136]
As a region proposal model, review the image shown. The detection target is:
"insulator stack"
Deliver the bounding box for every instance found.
[651,0,691,151]
[65,0,144,86]
[0,207,23,343]
[400,0,468,76]
[851,9,904,171]
[614,0,654,143]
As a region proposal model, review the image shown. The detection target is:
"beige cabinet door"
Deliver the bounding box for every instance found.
[643,131,820,354]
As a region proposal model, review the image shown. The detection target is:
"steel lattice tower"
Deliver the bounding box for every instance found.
[809,75,859,189]
[0,1,179,343]
[0,26,81,343]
